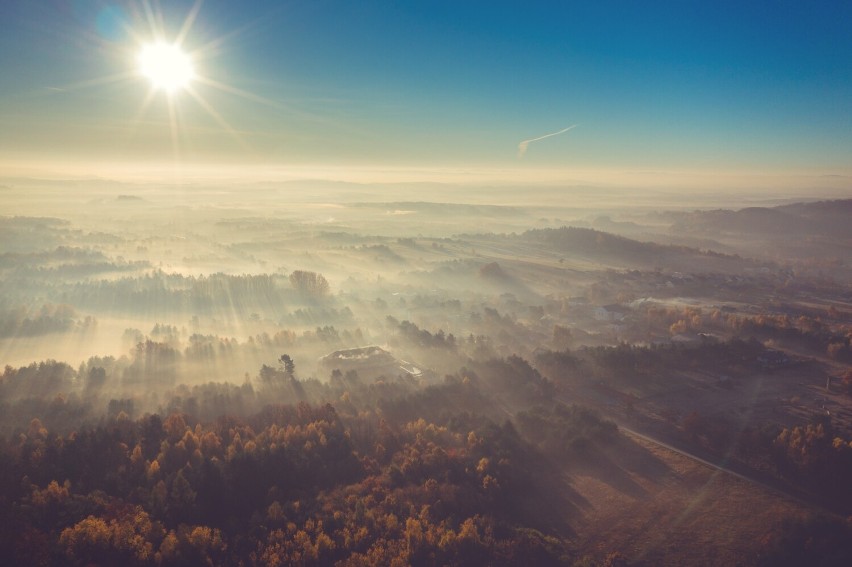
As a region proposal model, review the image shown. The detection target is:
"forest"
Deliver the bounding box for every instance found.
[2,352,619,565]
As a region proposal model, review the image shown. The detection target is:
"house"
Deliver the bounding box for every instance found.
[320,345,423,380]
[758,350,790,370]
[594,304,629,322]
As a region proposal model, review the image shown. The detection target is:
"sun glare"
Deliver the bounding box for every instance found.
[138,42,194,93]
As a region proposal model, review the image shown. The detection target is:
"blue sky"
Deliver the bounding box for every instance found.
[1,0,850,183]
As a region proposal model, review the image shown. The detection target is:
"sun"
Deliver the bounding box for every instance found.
[138,42,194,93]
[51,1,260,157]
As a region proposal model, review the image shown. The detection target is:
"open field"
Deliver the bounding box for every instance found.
[571,432,820,566]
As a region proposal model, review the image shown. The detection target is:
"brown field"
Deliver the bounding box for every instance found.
[569,432,817,566]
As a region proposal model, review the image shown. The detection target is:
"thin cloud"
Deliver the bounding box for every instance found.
[518,124,577,158]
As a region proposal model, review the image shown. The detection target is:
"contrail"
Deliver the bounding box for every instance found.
[518,124,577,157]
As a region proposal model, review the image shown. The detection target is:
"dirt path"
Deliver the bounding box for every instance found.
[613,420,845,516]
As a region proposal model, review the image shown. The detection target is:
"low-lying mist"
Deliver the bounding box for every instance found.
[3,178,850,396]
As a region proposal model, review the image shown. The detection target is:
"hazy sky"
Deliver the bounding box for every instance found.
[1,0,851,185]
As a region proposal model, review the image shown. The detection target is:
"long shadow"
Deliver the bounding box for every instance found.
[570,452,649,500]
[606,433,672,480]
[566,434,673,500]
[504,433,675,539]
[510,446,591,537]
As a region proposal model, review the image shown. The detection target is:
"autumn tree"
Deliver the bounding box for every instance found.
[289,270,330,297]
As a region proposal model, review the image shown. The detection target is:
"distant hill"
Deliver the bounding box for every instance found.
[775,199,852,237]
[670,207,818,236]
[521,226,666,261]
[668,199,852,239]
[503,226,750,271]
[776,199,852,216]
